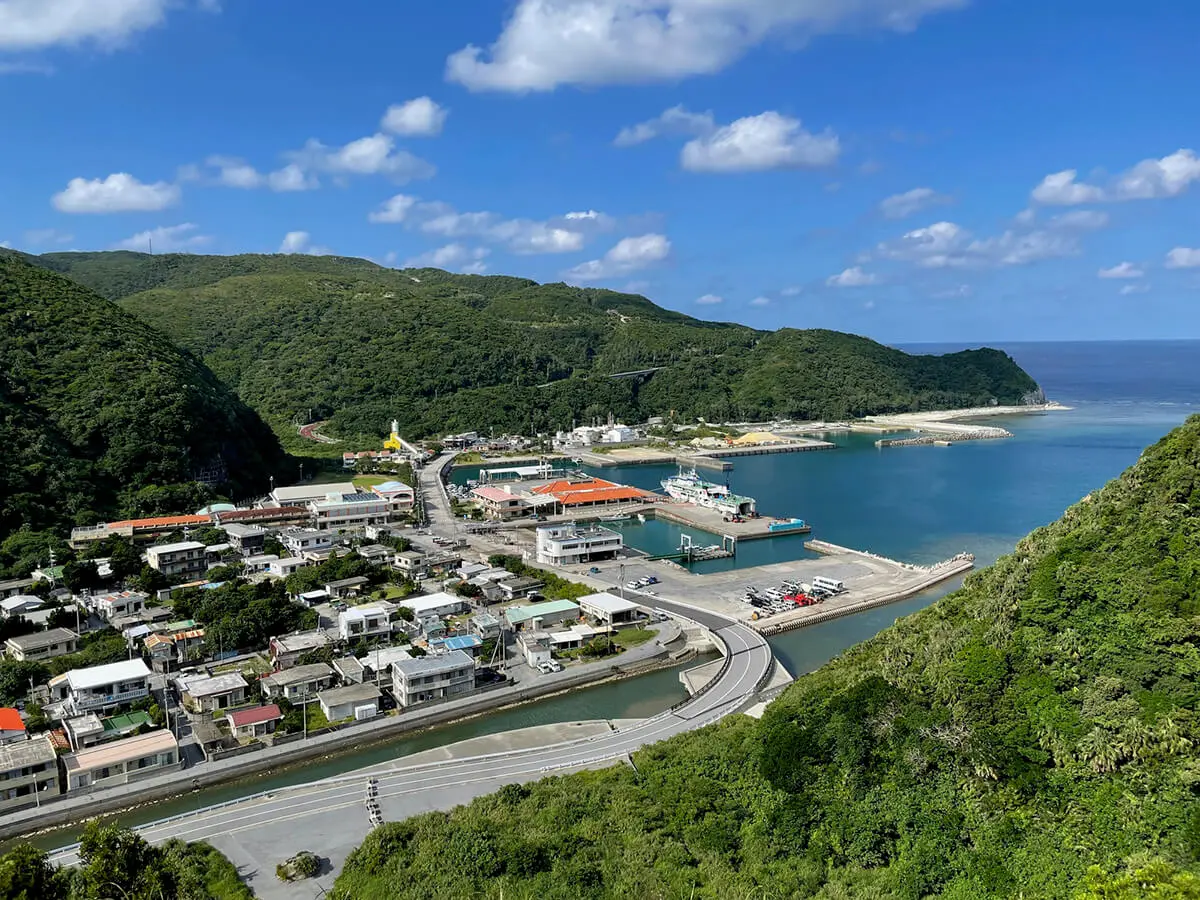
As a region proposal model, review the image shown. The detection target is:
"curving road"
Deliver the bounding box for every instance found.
[48,453,775,896]
[49,607,772,892]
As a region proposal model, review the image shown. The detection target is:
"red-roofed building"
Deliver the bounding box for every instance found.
[225,704,283,739]
[0,708,26,745]
[471,485,532,521]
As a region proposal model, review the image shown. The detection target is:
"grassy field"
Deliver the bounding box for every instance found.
[611,627,656,647]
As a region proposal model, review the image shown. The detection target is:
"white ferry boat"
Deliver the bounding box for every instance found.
[660,467,757,516]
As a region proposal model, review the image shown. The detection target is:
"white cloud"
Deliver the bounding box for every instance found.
[1165,247,1200,269]
[369,193,420,224]
[446,0,967,92]
[566,233,671,282]
[404,243,490,274]
[0,0,177,51]
[1033,150,1200,205]
[1113,150,1200,200]
[52,172,180,213]
[827,266,878,287]
[23,228,73,246]
[116,222,210,252]
[878,186,950,219]
[681,111,838,172]
[614,105,714,147]
[695,293,724,305]
[1031,170,1105,206]
[564,209,603,220]
[287,133,435,182]
[779,285,803,297]
[1119,283,1150,295]
[279,231,333,255]
[381,97,448,137]
[200,157,318,192]
[876,210,1103,270]
[749,296,771,306]
[1097,262,1144,279]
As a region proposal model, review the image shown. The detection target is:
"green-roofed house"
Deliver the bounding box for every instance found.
[503,599,580,632]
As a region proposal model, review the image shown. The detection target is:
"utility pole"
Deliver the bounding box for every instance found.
[302,685,308,739]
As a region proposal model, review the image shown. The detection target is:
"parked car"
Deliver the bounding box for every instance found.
[537,660,563,674]
[588,567,602,575]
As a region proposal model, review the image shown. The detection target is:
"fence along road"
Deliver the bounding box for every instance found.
[49,599,773,898]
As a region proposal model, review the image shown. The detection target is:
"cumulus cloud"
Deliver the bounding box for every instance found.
[1098,261,1144,279]
[0,0,184,52]
[52,172,180,213]
[878,186,950,219]
[446,0,967,92]
[749,296,771,306]
[279,231,333,255]
[368,193,420,224]
[381,97,448,137]
[287,133,435,182]
[876,210,1105,269]
[0,60,55,75]
[1119,283,1150,295]
[566,233,671,282]
[695,293,724,305]
[1032,150,1200,205]
[1165,247,1200,269]
[203,157,318,192]
[404,243,490,274]
[681,111,838,172]
[369,195,599,254]
[614,105,714,147]
[779,285,803,297]
[826,266,878,287]
[116,222,210,252]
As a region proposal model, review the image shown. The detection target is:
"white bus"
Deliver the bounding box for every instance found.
[812,576,845,594]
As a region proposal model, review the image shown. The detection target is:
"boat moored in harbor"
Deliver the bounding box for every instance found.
[660,467,757,517]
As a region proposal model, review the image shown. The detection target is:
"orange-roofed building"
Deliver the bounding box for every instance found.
[531,477,654,509]
[0,708,26,745]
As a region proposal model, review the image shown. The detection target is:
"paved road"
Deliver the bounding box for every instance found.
[48,604,772,898]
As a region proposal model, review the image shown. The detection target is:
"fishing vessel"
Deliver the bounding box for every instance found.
[660,467,757,516]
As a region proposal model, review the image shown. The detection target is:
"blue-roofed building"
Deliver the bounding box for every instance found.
[429,634,484,657]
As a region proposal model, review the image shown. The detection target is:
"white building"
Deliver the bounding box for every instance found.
[146,541,207,579]
[338,603,394,641]
[56,659,151,715]
[519,632,552,669]
[578,592,643,626]
[370,481,415,512]
[281,529,333,556]
[91,590,148,621]
[269,631,334,669]
[401,592,468,620]
[317,683,381,721]
[267,557,309,578]
[309,491,393,532]
[535,523,623,566]
[0,595,43,618]
[62,729,179,792]
[269,482,356,506]
[392,650,475,708]
[0,734,58,812]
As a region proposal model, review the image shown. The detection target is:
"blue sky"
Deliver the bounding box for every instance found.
[2,0,1198,342]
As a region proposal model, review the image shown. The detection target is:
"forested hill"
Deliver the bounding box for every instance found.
[0,256,284,543]
[27,251,1040,442]
[336,416,1200,899]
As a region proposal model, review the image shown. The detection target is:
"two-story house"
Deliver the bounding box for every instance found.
[146,541,207,579]
[337,603,393,641]
[392,650,475,708]
[54,659,151,716]
[261,663,335,703]
[4,628,79,663]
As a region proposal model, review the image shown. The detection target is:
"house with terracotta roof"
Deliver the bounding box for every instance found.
[225,704,283,739]
[0,708,26,745]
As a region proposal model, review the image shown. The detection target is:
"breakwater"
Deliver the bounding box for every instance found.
[876,427,1010,447]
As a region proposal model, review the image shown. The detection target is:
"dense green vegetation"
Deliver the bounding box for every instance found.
[23,251,1039,445]
[0,821,251,899]
[334,416,1200,899]
[0,255,285,551]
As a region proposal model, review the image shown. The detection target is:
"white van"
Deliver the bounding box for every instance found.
[813,576,845,593]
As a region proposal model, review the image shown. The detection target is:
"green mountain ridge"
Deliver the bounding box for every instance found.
[333,415,1200,899]
[26,251,1041,444]
[0,255,285,544]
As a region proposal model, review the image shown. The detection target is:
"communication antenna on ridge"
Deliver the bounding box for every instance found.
[148,236,153,255]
